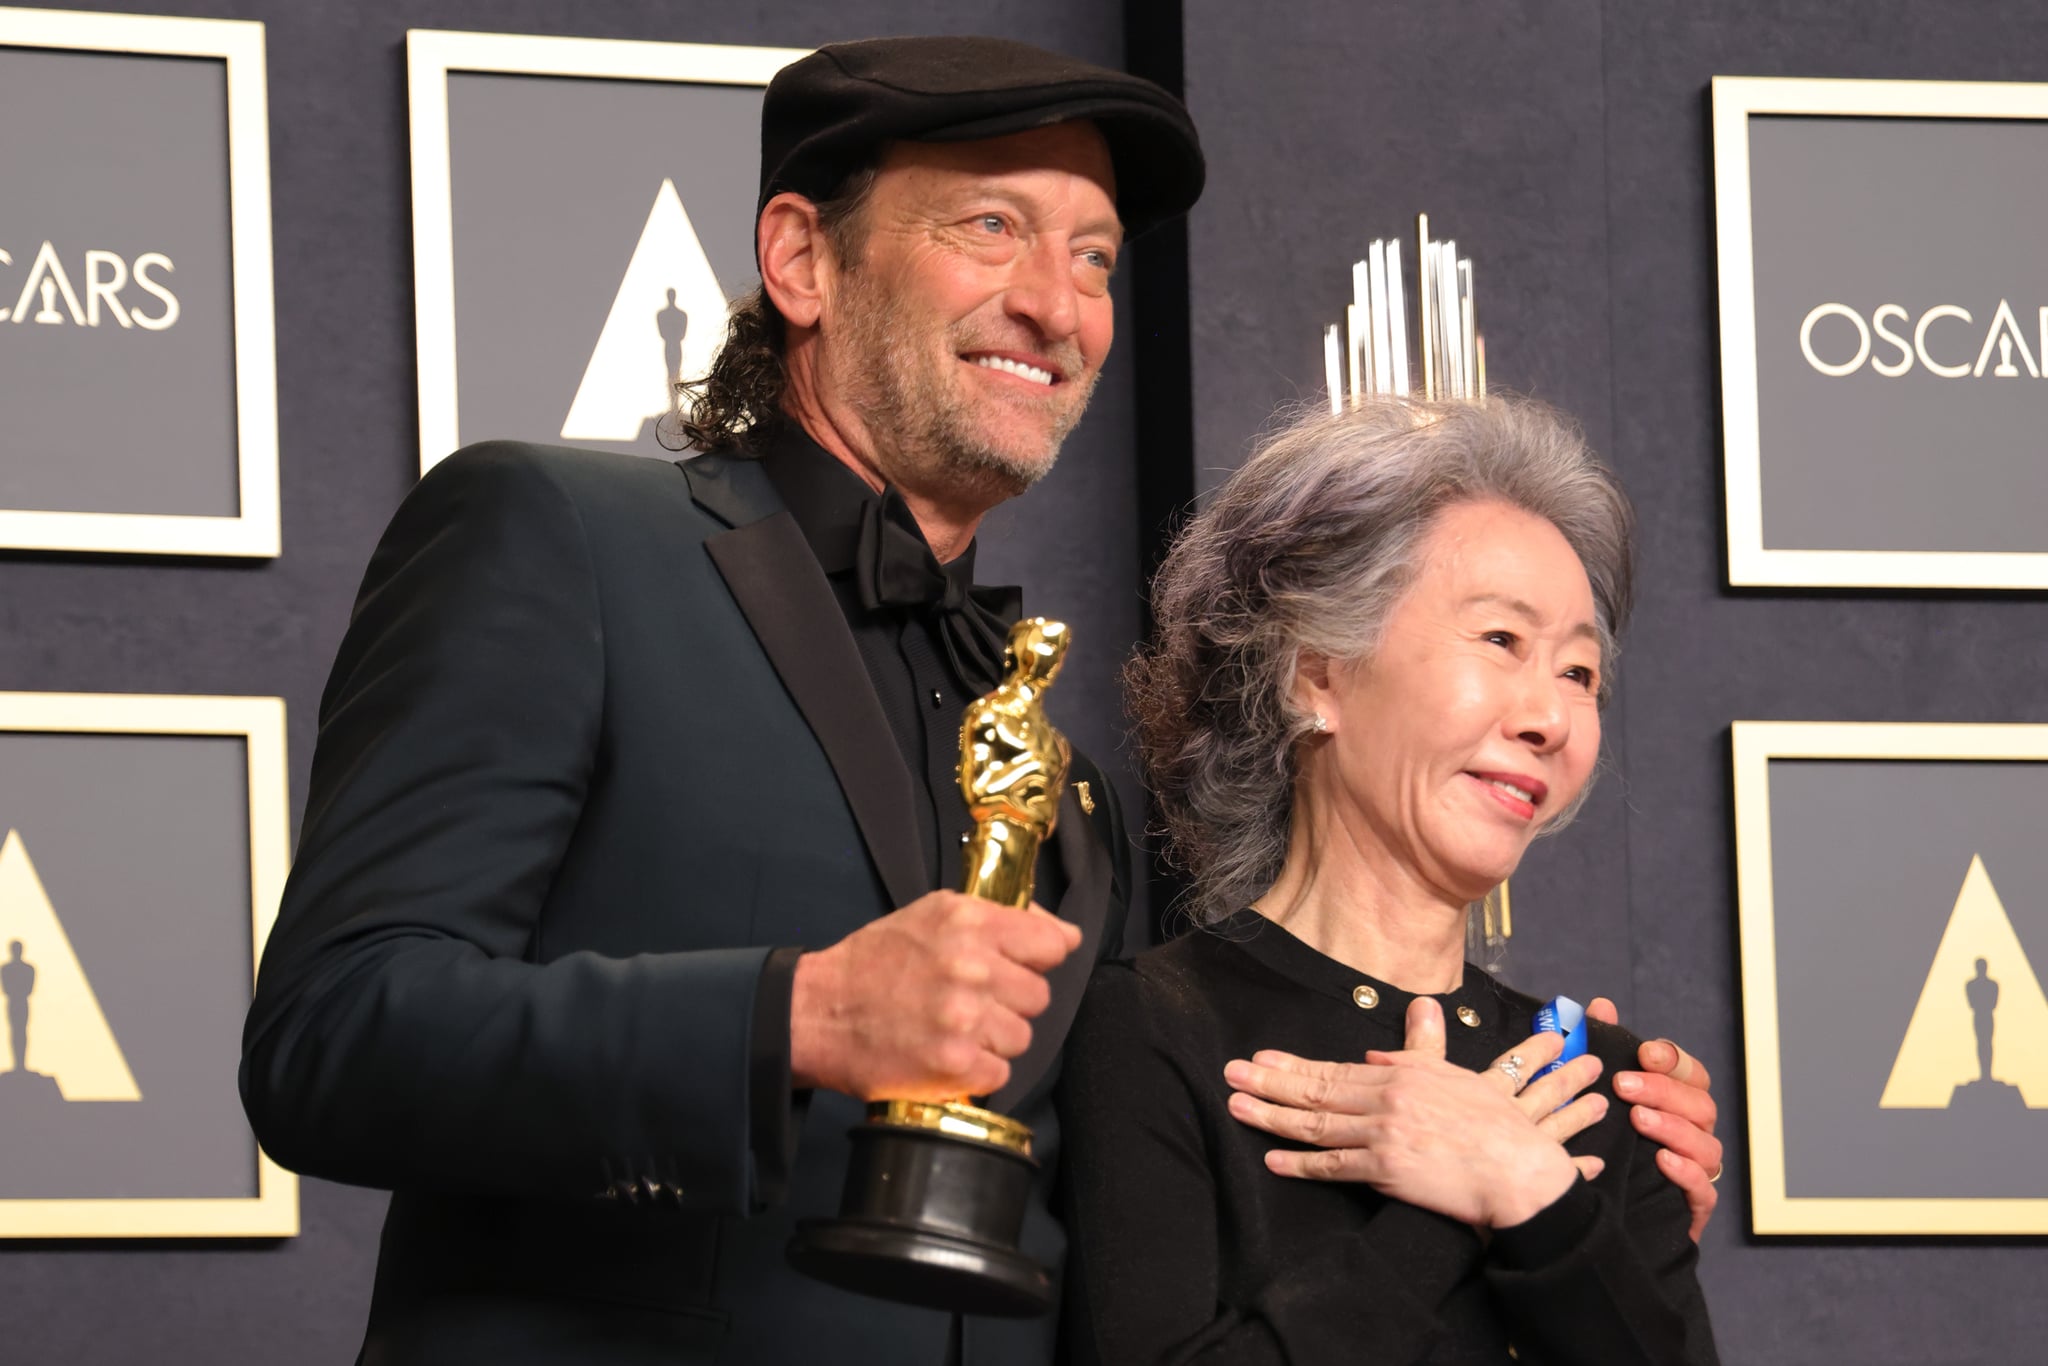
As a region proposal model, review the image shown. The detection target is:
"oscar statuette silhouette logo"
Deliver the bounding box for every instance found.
[0,941,52,1098]
[1881,855,2047,1111]
[1967,959,2002,1083]
[789,620,1072,1318]
[0,829,140,1110]
[657,288,688,406]
[559,179,728,447]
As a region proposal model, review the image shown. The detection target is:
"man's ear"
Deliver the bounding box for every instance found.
[758,192,830,330]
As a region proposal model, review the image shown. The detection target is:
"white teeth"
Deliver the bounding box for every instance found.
[973,355,1055,386]
[1490,779,1535,804]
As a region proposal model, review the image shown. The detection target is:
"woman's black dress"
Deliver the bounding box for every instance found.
[1056,911,1720,1365]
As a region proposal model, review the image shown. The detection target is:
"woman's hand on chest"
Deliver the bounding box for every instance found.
[1221,997,1611,1230]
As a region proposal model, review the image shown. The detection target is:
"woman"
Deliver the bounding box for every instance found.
[1059,396,1718,1364]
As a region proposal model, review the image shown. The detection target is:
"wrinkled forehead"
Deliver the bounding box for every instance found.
[1416,501,1602,630]
[873,123,1121,226]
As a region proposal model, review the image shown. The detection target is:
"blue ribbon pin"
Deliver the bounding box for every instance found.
[1531,995,1589,1081]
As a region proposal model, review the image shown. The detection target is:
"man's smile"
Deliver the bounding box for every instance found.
[963,350,1063,387]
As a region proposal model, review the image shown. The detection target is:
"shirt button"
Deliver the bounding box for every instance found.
[1457,1006,1481,1027]
[1352,985,1379,1009]
[930,690,945,708]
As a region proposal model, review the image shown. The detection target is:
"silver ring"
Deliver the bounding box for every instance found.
[1498,1053,1524,1086]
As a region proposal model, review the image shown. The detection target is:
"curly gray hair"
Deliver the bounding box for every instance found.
[1126,394,1636,926]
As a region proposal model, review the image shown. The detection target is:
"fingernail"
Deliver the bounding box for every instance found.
[1224,1060,1250,1084]
[1634,1105,1658,1129]
[1650,1040,1676,1068]
[1615,1073,1642,1097]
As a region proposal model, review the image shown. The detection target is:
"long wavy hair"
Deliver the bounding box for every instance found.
[661,169,880,453]
[1126,395,1636,928]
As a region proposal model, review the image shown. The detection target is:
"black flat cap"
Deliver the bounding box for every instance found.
[759,36,1204,240]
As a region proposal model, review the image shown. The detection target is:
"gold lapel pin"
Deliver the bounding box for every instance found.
[1075,781,1095,816]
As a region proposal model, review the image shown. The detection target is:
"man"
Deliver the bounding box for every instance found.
[241,35,1721,1366]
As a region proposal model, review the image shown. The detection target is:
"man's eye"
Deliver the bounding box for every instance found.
[979,214,1007,234]
[1080,249,1113,270]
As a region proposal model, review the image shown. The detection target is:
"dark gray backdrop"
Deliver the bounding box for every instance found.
[1186,1,2048,1363]
[6,1,2047,1363]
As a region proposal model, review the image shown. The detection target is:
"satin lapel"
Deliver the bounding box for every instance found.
[678,450,780,529]
[988,784,1116,1113]
[695,472,929,914]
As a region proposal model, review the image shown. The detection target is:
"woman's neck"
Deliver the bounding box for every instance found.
[1250,793,1470,996]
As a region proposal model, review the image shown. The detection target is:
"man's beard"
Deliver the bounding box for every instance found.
[831,266,1096,503]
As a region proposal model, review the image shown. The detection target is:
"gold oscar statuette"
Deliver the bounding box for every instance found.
[787,619,1072,1317]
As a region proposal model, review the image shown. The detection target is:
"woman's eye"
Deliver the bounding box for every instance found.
[1483,630,1517,649]
[1564,666,1597,690]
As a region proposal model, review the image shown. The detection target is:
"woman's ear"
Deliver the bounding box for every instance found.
[1292,651,1340,733]
[758,192,828,330]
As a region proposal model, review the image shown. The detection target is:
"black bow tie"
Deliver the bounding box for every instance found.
[855,488,1022,695]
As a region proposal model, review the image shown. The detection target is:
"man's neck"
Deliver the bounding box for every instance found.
[781,387,986,563]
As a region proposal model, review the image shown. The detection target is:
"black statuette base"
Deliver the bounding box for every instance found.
[788,1119,1053,1318]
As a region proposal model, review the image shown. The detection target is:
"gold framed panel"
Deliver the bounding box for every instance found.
[406,28,807,475]
[1713,76,2048,589]
[0,7,279,557]
[0,691,295,1238]
[1733,720,2048,1234]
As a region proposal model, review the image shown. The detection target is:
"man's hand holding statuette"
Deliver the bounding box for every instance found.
[789,891,1081,1100]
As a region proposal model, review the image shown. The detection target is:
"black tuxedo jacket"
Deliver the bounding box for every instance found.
[241,441,1131,1365]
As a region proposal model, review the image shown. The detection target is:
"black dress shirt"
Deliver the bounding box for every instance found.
[760,426,1021,882]
[1058,912,1720,1365]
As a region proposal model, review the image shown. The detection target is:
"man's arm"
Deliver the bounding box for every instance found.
[1585,998,1723,1243]
[241,445,1083,1209]
[240,446,776,1212]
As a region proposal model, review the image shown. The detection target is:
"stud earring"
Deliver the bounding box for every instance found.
[1311,714,1329,733]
